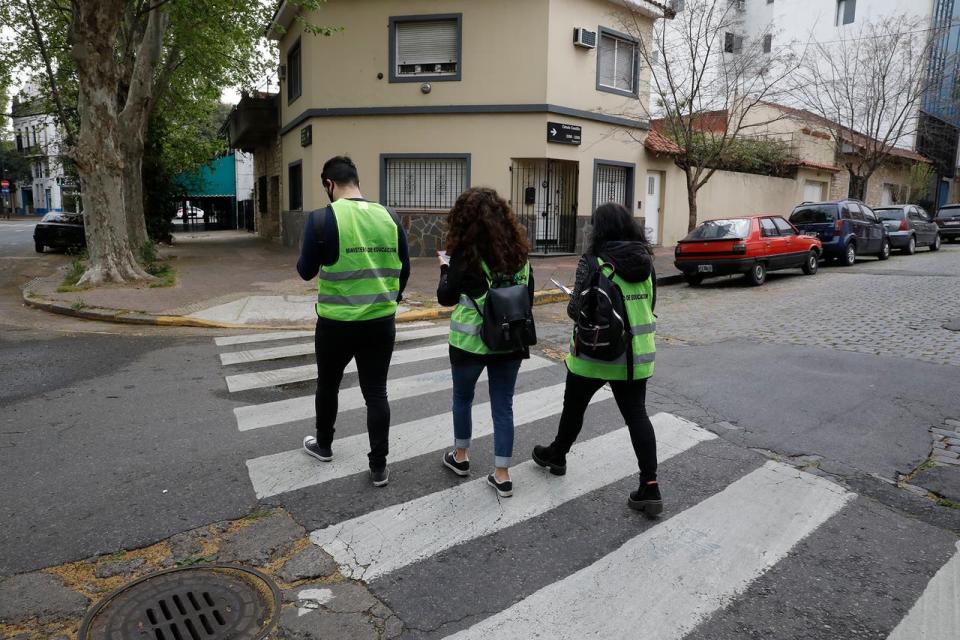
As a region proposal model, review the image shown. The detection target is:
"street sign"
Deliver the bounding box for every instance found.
[1,189,9,195]
[0,180,9,189]
[547,122,582,145]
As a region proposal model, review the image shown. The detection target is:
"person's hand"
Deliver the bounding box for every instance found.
[437,250,450,266]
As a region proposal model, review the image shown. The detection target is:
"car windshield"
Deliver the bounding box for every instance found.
[875,208,905,221]
[684,219,751,240]
[937,206,960,217]
[789,205,835,225]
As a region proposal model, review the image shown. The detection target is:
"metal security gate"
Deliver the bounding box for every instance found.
[593,163,631,210]
[510,159,578,254]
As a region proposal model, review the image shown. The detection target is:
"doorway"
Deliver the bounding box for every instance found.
[644,171,664,245]
[510,159,579,254]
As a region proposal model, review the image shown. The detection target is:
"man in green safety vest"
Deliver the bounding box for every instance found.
[296,156,410,487]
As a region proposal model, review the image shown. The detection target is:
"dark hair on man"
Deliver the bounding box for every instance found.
[589,202,648,256]
[321,155,360,186]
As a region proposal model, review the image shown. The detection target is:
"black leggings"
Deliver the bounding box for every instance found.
[315,317,395,470]
[552,370,658,482]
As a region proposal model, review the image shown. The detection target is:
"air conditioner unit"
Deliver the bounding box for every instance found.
[573,27,597,49]
[278,64,286,80]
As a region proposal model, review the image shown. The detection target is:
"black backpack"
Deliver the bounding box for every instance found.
[572,258,635,378]
[469,264,537,352]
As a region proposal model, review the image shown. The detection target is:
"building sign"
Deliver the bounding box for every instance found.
[547,122,581,145]
[300,125,313,147]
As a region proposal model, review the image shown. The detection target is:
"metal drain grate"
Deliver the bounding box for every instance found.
[78,564,280,640]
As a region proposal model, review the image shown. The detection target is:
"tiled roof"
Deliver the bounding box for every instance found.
[644,130,683,155]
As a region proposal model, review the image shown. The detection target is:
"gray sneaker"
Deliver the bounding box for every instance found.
[303,436,332,461]
[370,467,390,487]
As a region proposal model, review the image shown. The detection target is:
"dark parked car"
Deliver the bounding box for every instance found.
[674,215,822,286]
[873,205,941,254]
[788,199,890,265]
[33,212,86,253]
[934,204,960,242]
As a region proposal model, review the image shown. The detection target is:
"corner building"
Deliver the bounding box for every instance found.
[268,0,667,255]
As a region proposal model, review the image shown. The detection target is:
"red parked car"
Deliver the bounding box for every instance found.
[674,215,823,286]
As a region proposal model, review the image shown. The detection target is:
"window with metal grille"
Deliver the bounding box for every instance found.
[287,39,302,104]
[763,34,772,53]
[724,32,744,54]
[597,29,638,95]
[288,161,302,211]
[382,156,469,210]
[257,176,268,214]
[391,15,461,81]
[594,162,633,210]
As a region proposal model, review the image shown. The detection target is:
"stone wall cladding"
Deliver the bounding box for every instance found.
[828,161,916,205]
[253,136,283,240]
[575,216,591,254]
[401,212,448,257]
[282,209,309,249]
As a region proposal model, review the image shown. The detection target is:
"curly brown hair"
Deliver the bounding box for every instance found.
[446,187,530,273]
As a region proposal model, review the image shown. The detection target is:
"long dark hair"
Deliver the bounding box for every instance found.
[589,202,649,256]
[446,187,530,273]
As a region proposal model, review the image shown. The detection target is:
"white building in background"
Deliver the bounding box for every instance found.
[11,86,70,215]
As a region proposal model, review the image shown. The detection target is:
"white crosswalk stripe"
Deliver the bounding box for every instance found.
[214,321,436,347]
[311,412,716,580]
[246,382,610,499]
[444,461,853,640]
[213,323,956,638]
[220,325,448,365]
[225,341,450,392]
[234,355,553,431]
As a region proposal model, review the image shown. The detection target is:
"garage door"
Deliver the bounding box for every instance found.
[803,180,827,202]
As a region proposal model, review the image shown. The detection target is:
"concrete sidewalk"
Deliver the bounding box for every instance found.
[22,230,683,329]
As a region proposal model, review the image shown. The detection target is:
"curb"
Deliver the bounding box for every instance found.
[21,277,682,331]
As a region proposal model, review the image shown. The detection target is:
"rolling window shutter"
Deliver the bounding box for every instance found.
[615,40,636,91]
[396,20,458,65]
[599,35,617,87]
[843,0,856,24]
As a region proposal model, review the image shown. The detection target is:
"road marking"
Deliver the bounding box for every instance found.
[887,541,960,640]
[234,355,554,431]
[214,322,436,347]
[246,381,610,499]
[311,413,716,581]
[220,325,448,365]
[225,342,450,392]
[444,461,853,640]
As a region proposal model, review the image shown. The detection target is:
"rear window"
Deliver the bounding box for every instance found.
[936,206,960,217]
[875,208,905,221]
[40,213,81,224]
[684,219,751,240]
[790,205,836,225]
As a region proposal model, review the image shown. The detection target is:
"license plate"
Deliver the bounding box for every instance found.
[697,264,713,273]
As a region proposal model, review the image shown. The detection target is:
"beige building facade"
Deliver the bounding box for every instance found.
[268,0,668,254]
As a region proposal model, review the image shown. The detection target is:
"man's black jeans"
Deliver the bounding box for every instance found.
[552,370,658,482]
[315,317,395,471]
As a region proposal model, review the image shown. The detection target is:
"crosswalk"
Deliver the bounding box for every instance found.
[214,322,960,639]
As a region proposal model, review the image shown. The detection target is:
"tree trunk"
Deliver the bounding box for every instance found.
[122,128,149,251]
[69,0,152,286]
[684,169,699,232]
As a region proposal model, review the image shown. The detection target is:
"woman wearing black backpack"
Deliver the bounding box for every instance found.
[531,202,662,515]
[437,187,535,497]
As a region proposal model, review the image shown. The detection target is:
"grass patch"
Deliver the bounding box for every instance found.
[140,241,176,288]
[58,257,87,292]
[70,299,86,311]
[936,497,960,509]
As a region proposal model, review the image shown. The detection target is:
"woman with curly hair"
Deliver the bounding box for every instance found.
[436,187,534,497]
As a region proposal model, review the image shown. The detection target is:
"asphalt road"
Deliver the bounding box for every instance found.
[1,230,959,638]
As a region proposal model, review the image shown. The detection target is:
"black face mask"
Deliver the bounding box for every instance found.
[324,181,335,203]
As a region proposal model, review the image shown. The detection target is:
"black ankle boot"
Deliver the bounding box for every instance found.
[532,444,567,476]
[628,480,663,516]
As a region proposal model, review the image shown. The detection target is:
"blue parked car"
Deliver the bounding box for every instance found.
[788,200,891,266]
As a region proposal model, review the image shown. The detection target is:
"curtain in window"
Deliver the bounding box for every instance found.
[599,34,636,92]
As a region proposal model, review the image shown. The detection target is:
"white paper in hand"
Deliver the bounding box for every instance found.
[437,250,450,266]
[551,278,573,296]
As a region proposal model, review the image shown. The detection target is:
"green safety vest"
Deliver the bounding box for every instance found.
[449,260,530,355]
[316,199,402,322]
[566,258,656,381]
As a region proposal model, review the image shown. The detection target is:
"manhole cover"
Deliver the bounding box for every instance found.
[78,564,280,640]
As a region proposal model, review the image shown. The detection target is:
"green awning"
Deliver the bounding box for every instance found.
[175,154,237,197]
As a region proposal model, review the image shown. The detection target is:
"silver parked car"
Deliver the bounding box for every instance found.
[873,205,941,254]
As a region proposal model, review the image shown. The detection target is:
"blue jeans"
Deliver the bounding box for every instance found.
[451,359,522,468]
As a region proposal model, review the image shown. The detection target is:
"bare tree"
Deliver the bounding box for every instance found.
[621,0,800,232]
[791,16,940,201]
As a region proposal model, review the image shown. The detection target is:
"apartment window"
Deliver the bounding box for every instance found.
[287,39,302,104]
[390,14,462,82]
[593,161,634,210]
[724,32,744,54]
[288,161,302,210]
[763,34,773,53]
[597,28,639,96]
[381,154,470,210]
[15,131,23,152]
[257,175,268,214]
[836,0,856,25]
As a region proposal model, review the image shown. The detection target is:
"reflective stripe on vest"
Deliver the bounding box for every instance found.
[316,199,402,322]
[449,260,530,355]
[566,258,656,381]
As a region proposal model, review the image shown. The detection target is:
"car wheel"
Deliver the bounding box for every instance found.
[684,274,703,287]
[903,236,916,255]
[802,251,819,275]
[878,239,891,261]
[34,240,44,254]
[930,234,941,251]
[746,262,766,286]
[842,243,856,266]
